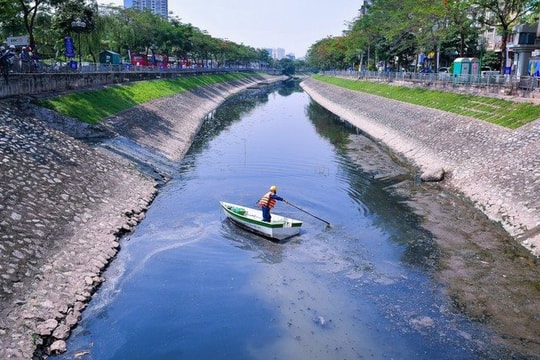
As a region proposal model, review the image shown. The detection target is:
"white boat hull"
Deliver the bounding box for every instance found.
[220,201,302,240]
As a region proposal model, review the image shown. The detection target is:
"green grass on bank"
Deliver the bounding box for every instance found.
[313,74,540,129]
[39,73,252,124]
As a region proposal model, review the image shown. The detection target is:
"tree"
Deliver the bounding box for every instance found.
[307,0,540,74]
[439,0,480,58]
[257,48,272,69]
[0,0,272,69]
[306,36,349,70]
[345,9,385,71]
[13,0,66,54]
[159,18,193,62]
[53,0,99,62]
[482,50,501,69]
[0,0,25,41]
[278,58,295,75]
[472,0,540,70]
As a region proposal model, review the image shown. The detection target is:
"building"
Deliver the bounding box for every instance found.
[124,0,168,19]
[263,48,288,60]
[275,48,285,60]
[359,0,371,17]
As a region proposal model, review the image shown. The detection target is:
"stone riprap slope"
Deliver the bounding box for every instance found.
[0,107,157,358]
[301,77,540,256]
[102,77,275,162]
[0,74,285,358]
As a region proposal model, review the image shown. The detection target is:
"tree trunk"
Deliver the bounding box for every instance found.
[500,26,509,73]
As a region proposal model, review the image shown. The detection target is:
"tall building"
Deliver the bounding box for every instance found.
[359,0,371,16]
[265,48,292,60]
[124,0,168,19]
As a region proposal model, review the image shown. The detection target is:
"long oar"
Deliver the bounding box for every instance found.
[284,200,331,227]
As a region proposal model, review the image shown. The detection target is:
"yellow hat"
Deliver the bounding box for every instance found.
[269,185,277,192]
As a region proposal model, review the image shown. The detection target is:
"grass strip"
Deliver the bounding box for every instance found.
[313,74,540,129]
[39,73,250,124]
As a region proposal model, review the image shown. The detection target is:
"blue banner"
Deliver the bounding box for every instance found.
[64,36,75,58]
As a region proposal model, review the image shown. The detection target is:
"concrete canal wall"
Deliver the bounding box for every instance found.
[301,77,540,257]
[0,73,286,358]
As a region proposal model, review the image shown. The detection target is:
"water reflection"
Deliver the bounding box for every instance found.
[189,86,281,154]
[304,98,441,271]
[306,100,355,149]
[220,219,285,264]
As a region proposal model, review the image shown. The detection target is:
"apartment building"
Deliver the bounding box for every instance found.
[124,0,168,19]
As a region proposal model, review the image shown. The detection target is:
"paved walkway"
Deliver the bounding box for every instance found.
[301,77,540,256]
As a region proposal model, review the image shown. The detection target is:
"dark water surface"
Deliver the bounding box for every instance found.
[56,83,504,359]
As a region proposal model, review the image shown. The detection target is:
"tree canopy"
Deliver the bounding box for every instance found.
[0,0,275,69]
[5,0,536,74]
[306,0,540,72]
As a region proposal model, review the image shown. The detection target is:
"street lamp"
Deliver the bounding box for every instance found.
[150,44,156,67]
[477,36,487,73]
[71,18,86,69]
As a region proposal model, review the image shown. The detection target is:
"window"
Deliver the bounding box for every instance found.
[518,32,536,45]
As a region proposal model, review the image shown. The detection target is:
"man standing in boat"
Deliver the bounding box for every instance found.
[258,185,285,222]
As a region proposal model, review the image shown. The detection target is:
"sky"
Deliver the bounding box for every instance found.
[103,0,360,58]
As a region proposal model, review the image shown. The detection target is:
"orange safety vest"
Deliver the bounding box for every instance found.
[258,191,277,209]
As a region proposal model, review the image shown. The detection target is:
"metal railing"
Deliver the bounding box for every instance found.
[6,60,277,75]
[0,63,284,98]
[322,70,540,98]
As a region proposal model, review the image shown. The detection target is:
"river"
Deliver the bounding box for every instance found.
[54,81,517,359]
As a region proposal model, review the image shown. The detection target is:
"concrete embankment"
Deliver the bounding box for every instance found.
[0,74,286,358]
[301,77,540,256]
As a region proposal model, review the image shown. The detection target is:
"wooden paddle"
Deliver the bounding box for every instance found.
[283,200,331,227]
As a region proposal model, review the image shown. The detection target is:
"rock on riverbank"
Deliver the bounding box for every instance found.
[301,77,540,257]
[0,74,286,358]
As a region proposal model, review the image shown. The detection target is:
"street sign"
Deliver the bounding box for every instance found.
[64,36,75,58]
[6,36,29,47]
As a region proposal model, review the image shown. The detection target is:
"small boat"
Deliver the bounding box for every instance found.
[220,201,302,240]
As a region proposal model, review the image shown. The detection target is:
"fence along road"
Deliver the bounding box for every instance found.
[324,69,540,100]
[0,67,281,99]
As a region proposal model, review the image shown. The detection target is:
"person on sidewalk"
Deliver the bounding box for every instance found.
[258,185,285,222]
